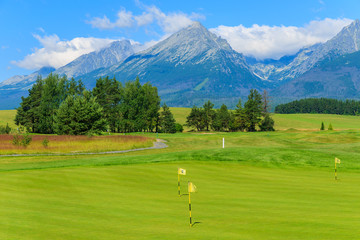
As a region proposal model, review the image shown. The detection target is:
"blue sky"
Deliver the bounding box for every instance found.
[1,0,360,82]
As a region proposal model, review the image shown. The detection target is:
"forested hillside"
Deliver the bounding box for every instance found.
[275,98,360,115]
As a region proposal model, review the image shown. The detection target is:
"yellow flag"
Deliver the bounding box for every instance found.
[178,168,186,175]
[188,182,197,193]
[335,157,341,164]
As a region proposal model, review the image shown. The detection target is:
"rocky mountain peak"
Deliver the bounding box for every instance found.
[136,21,235,65]
[55,39,135,78]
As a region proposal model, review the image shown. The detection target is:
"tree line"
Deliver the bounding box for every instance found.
[275,98,360,115]
[15,74,178,135]
[186,90,275,132]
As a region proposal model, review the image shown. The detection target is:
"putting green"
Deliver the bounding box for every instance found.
[0,162,359,240]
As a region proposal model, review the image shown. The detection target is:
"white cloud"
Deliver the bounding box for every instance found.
[88,9,134,29]
[12,34,117,70]
[88,4,204,34]
[210,18,353,60]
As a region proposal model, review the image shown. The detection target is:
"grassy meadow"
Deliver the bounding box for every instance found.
[2,109,360,239]
[0,109,16,128]
[0,135,154,155]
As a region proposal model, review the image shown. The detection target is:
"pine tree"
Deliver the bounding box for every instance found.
[320,122,325,130]
[328,123,333,130]
[55,91,106,135]
[244,89,263,132]
[160,103,176,133]
[203,100,214,131]
[15,76,43,133]
[211,104,230,131]
[92,76,123,132]
[233,99,248,131]
[186,106,205,131]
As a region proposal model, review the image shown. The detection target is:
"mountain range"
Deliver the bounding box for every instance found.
[2,20,360,109]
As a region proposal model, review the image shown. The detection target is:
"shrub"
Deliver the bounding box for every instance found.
[328,123,333,130]
[175,123,183,132]
[0,123,11,134]
[259,114,275,131]
[12,133,32,147]
[12,134,21,146]
[42,138,49,148]
[21,133,32,147]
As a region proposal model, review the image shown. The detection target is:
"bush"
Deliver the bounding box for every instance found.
[12,134,21,146]
[21,133,32,147]
[175,123,183,132]
[0,123,11,134]
[12,133,32,147]
[42,138,49,148]
[328,123,333,130]
[259,114,275,131]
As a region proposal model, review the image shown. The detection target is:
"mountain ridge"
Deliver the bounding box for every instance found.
[78,22,267,107]
[2,20,360,109]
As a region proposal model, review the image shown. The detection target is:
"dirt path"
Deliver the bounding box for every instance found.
[0,139,168,157]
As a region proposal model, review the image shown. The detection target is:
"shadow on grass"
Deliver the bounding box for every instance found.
[191,221,202,227]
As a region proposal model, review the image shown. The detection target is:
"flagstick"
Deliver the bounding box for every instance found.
[335,161,337,181]
[189,191,192,227]
[178,173,181,196]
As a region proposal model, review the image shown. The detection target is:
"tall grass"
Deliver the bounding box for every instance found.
[0,135,154,155]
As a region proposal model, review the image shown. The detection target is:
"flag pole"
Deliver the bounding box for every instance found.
[335,160,337,180]
[178,173,181,196]
[189,191,192,227]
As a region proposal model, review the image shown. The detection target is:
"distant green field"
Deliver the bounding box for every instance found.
[2,110,360,239]
[273,113,360,130]
[0,110,16,128]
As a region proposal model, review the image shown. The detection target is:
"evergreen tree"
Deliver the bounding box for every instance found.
[320,122,325,130]
[233,99,248,131]
[211,104,230,131]
[55,91,106,135]
[92,76,123,132]
[328,123,333,130]
[38,74,70,134]
[160,103,176,133]
[142,82,161,132]
[203,100,215,131]
[186,106,205,131]
[244,89,263,132]
[15,76,43,133]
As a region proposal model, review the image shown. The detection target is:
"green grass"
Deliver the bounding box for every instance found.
[0,109,16,128]
[273,113,360,130]
[1,162,360,239]
[170,107,191,126]
[1,110,360,239]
